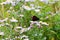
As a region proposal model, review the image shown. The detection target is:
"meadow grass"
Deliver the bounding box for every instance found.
[0,0,60,40]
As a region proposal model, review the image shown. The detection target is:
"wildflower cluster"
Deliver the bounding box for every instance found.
[0,0,60,40]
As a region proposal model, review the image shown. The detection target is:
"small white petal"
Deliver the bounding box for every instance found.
[10,17,18,22]
[22,5,32,10]
[20,14,24,17]
[0,32,4,36]
[21,35,28,39]
[35,9,40,12]
[24,39,29,40]
[0,20,4,22]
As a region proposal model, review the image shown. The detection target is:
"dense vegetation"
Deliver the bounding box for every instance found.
[0,0,60,40]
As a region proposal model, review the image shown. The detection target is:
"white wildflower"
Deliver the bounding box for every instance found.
[0,2,7,5]
[35,9,40,12]
[30,21,34,23]
[20,28,28,34]
[36,22,40,26]
[0,0,12,5]
[30,4,34,7]
[14,26,28,33]
[11,2,16,6]
[0,20,5,22]
[10,7,13,9]
[40,0,49,4]
[0,24,5,27]
[20,14,24,17]
[21,35,28,39]
[15,36,20,39]
[37,6,42,9]
[4,18,8,21]
[27,27,31,30]
[30,4,35,10]
[39,21,43,23]
[0,0,16,6]
[39,21,49,26]
[14,26,22,32]
[30,21,41,28]
[0,32,4,36]
[25,0,30,2]
[21,35,29,40]
[16,0,21,2]
[0,18,8,22]
[29,0,35,2]
[6,0,12,2]
[15,26,22,29]
[22,5,32,10]
[5,23,10,26]
[10,17,18,22]
[25,0,35,2]
[40,0,48,2]
[31,7,35,10]
[24,38,29,40]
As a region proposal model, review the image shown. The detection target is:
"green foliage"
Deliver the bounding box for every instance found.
[0,0,60,40]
